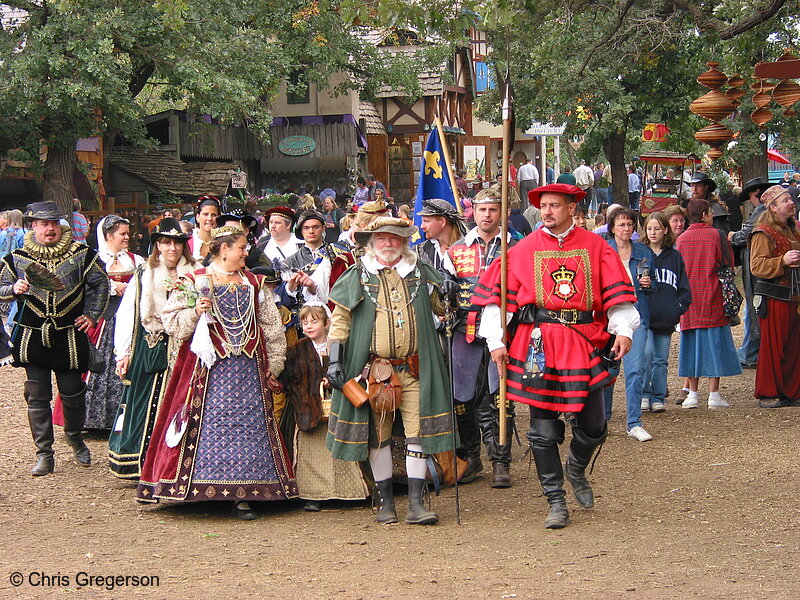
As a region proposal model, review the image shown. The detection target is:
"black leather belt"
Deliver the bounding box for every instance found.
[517,305,593,325]
[754,279,791,301]
[536,308,593,324]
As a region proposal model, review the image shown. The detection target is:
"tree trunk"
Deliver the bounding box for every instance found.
[42,144,76,216]
[565,142,577,171]
[603,129,628,207]
[740,137,768,184]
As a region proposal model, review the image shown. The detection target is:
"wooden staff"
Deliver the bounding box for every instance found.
[498,89,512,446]
[434,115,464,215]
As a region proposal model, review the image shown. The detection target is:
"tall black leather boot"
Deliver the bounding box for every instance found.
[454,399,483,482]
[478,392,514,488]
[373,479,398,524]
[24,381,55,476]
[529,418,569,529]
[564,423,608,509]
[405,478,438,525]
[60,384,91,466]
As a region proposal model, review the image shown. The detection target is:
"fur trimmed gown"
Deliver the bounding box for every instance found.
[108,256,195,479]
[281,337,368,502]
[135,269,297,504]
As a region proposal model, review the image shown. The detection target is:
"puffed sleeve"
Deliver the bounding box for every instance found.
[0,255,18,302]
[257,283,286,377]
[83,252,110,322]
[162,277,200,342]
[113,273,138,360]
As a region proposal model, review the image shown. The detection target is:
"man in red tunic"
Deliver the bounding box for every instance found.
[472,184,639,529]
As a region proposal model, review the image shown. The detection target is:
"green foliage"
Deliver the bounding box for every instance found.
[476,0,799,168]
[0,0,466,158]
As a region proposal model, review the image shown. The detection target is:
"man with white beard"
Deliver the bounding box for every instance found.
[325,217,456,525]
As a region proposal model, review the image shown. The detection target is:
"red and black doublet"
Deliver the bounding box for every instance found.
[471,227,636,412]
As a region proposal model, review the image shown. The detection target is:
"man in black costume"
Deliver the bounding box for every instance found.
[0,202,109,476]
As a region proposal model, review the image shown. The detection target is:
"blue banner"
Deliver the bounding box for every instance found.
[412,126,456,244]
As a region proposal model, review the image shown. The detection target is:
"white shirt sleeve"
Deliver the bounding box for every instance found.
[441,251,456,276]
[478,304,513,351]
[113,279,137,361]
[607,302,640,339]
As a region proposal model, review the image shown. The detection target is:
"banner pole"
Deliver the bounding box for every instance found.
[498,89,512,447]
[433,116,463,215]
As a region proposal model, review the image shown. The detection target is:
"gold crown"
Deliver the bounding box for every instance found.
[210,225,244,239]
[552,265,576,283]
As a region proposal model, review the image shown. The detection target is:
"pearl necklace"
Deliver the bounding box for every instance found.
[210,262,239,277]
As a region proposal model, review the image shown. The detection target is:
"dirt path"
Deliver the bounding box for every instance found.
[1,340,798,599]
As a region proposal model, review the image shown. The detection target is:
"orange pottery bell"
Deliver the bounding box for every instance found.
[694,123,734,145]
[750,107,774,127]
[697,62,727,90]
[690,90,737,122]
[772,79,800,110]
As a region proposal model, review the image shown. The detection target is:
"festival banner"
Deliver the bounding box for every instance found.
[412,126,457,244]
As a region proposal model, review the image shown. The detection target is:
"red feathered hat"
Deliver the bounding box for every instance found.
[528,183,586,209]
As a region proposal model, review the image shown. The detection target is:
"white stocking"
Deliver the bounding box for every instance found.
[405,443,428,480]
[368,445,393,482]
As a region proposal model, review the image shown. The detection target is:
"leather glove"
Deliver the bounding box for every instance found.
[440,278,459,308]
[326,341,347,390]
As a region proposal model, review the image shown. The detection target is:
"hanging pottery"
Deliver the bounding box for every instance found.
[690,90,737,122]
[697,62,727,90]
[726,88,745,103]
[750,107,774,127]
[727,74,745,88]
[752,92,772,108]
[750,78,776,93]
[694,123,734,145]
[772,79,800,110]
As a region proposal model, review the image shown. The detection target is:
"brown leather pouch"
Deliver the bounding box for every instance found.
[342,374,369,408]
[368,358,402,413]
[406,353,419,379]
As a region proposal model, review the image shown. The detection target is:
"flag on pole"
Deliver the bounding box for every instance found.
[412,126,457,244]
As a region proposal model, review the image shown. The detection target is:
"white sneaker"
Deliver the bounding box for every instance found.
[682,395,699,409]
[627,426,653,442]
[708,395,731,409]
[641,398,650,411]
[651,401,666,413]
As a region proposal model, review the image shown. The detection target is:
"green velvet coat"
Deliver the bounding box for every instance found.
[326,260,457,461]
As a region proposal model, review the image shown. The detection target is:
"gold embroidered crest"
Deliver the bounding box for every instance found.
[552,265,578,300]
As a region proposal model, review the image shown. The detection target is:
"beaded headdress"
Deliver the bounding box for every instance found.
[210,225,244,239]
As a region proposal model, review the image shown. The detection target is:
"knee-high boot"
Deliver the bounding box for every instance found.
[60,384,91,466]
[478,392,515,488]
[564,423,607,509]
[24,381,55,476]
[454,399,482,482]
[529,418,569,529]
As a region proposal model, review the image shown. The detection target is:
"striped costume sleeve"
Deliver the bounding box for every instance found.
[599,244,637,310]
[469,257,521,313]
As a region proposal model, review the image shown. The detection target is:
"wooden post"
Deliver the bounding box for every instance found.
[498,94,512,447]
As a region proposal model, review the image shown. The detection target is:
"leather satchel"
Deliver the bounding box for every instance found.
[368,358,402,414]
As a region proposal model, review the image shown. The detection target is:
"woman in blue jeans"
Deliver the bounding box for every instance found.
[604,208,656,442]
[641,213,692,413]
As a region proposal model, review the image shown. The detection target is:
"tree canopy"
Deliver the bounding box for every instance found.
[0,0,472,210]
[476,0,799,202]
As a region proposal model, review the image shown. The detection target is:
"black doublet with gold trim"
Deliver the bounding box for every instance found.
[0,228,109,371]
